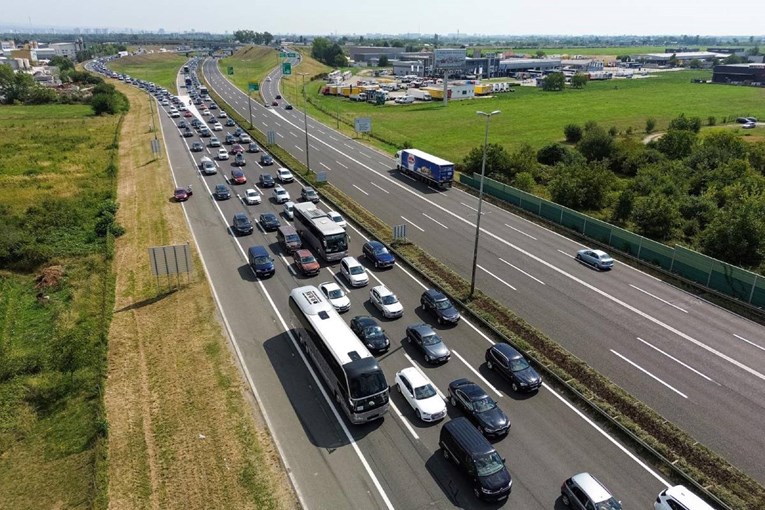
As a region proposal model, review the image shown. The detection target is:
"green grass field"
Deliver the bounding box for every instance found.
[0,103,121,509]
[108,53,186,94]
[218,46,284,97]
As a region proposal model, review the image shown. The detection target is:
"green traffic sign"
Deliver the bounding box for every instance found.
[227,66,234,75]
[282,62,292,75]
[279,52,286,58]
[248,82,259,92]
[287,52,297,58]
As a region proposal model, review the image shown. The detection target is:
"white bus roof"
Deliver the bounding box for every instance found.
[290,286,372,365]
[293,202,345,235]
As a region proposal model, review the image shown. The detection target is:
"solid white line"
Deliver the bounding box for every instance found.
[388,400,419,440]
[498,258,545,285]
[542,382,670,487]
[611,350,688,399]
[637,337,718,384]
[460,316,496,345]
[629,285,687,313]
[452,350,503,397]
[422,213,448,229]
[320,162,332,171]
[336,161,348,169]
[369,181,389,194]
[504,223,537,240]
[352,184,369,196]
[733,333,765,353]
[404,353,446,400]
[400,216,424,232]
[477,264,517,291]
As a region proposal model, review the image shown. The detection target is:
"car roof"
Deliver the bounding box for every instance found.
[591,249,610,257]
[570,473,612,503]
[245,188,257,194]
[366,240,384,248]
[295,249,312,257]
[664,485,714,509]
[215,183,227,189]
[424,288,447,300]
[452,379,488,400]
[441,417,495,456]
[353,315,377,327]
[233,212,248,220]
[398,367,429,387]
[320,281,340,291]
[408,323,433,335]
[491,343,523,360]
[232,169,243,175]
[372,284,392,295]
[261,212,276,219]
[342,256,361,265]
[248,245,268,257]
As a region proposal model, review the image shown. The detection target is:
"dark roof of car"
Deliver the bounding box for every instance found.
[441,416,495,456]
[353,315,377,327]
[407,323,433,336]
[452,379,488,401]
[234,212,248,221]
[491,343,523,360]
[424,288,447,301]
[215,184,227,191]
[365,240,384,248]
[248,245,268,258]
[261,213,277,220]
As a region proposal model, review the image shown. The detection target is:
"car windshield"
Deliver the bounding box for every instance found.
[327,289,343,299]
[301,255,316,264]
[475,452,505,477]
[421,333,440,346]
[473,397,497,413]
[364,325,383,338]
[324,232,347,253]
[286,234,300,242]
[254,256,270,265]
[509,358,530,372]
[435,299,451,310]
[414,384,437,400]
[348,371,388,399]
[381,294,398,305]
[349,265,364,275]
[374,246,389,255]
[595,499,622,510]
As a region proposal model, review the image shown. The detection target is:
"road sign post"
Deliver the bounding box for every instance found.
[247,82,259,128]
[282,62,292,75]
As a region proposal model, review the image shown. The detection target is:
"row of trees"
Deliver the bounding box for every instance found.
[311,37,347,67]
[233,30,273,46]
[541,72,588,91]
[462,116,765,269]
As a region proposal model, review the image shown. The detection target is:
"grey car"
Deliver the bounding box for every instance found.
[406,323,451,364]
[561,472,621,510]
[575,249,613,270]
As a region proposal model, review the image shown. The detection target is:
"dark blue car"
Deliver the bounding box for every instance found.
[485,343,542,393]
[259,212,280,232]
[248,246,274,278]
[362,240,395,269]
[420,288,460,325]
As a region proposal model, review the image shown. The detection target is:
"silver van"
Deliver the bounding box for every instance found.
[277,225,301,253]
[561,472,621,510]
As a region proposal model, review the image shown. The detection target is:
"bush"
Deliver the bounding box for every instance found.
[512,172,536,192]
[563,123,583,143]
[707,116,717,126]
[645,117,656,134]
[537,143,570,166]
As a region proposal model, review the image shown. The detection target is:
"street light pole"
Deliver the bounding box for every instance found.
[469,110,501,298]
[298,72,311,173]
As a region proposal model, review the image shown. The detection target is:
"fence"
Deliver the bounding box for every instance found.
[461,173,765,309]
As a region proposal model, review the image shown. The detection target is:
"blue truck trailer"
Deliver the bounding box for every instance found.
[395,149,454,189]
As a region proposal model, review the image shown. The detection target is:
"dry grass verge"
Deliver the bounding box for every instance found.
[105,81,297,510]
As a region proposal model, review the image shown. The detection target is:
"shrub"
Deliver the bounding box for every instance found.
[563,123,583,143]
[645,117,657,133]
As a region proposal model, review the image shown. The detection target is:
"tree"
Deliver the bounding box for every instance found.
[462,143,511,180]
[645,117,656,134]
[571,73,588,88]
[535,50,546,58]
[49,55,74,70]
[655,129,697,160]
[700,195,765,267]
[542,72,565,91]
[537,143,571,166]
[90,91,128,115]
[378,55,389,67]
[262,32,274,46]
[563,123,583,143]
[689,58,702,69]
[0,66,35,104]
[668,113,701,133]
[576,125,615,161]
[513,172,536,192]
[630,194,680,240]
[548,160,614,210]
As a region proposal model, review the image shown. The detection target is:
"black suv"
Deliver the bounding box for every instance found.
[420,288,460,325]
[258,173,275,188]
[485,344,542,393]
[260,153,274,166]
[213,183,231,200]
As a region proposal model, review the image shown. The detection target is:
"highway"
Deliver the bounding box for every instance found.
[107,60,682,509]
[199,55,765,484]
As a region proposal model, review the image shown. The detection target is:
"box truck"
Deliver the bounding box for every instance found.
[395,149,454,189]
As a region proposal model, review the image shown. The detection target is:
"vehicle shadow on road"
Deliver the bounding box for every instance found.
[425,451,509,509]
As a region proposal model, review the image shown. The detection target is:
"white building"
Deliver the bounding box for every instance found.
[51,42,77,60]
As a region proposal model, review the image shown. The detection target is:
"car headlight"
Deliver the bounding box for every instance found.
[419,411,431,419]
[481,487,494,494]
[519,381,528,387]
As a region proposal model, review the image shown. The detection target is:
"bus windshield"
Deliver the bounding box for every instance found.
[348,371,388,399]
[324,232,348,253]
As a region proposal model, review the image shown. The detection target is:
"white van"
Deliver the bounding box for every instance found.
[395,96,414,104]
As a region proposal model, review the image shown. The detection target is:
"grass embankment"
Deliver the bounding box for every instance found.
[218,46,283,100]
[109,53,187,95]
[105,80,296,510]
[0,104,120,509]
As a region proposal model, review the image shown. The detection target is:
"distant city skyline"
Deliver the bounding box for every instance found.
[3,0,765,38]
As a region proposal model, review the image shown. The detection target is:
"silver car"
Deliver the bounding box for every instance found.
[575,249,614,270]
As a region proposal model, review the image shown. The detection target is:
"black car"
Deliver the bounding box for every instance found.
[232,212,254,235]
[406,323,450,364]
[225,118,236,127]
[301,186,320,203]
[191,118,203,128]
[233,127,244,137]
[213,183,231,200]
[420,288,460,325]
[448,379,510,438]
[248,142,260,153]
[191,141,204,152]
[260,153,274,166]
[275,94,282,99]
[177,120,189,129]
[362,240,395,268]
[258,173,275,188]
[259,212,280,231]
[350,315,390,354]
[485,344,542,393]
[285,104,293,110]
[209,103,218,109]
[225,133,236,144]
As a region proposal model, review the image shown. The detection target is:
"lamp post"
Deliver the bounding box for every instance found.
[298,72,311,173]
[469,110,501,298]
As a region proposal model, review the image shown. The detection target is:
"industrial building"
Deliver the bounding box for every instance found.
[497,58,561,75]
[637,51,728,66]
[712,63,765,85]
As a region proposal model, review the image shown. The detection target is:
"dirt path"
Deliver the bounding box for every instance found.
[105,83,297,510]
[642,132,664,144]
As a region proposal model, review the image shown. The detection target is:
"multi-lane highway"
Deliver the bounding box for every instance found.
[110,60,687,509]
[200,56,765,484]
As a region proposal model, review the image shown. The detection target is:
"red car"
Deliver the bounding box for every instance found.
[183,110,193,117]
[231,169,247,184]
[271,100,278,106]
[231,143,245,154]
[294,249,320,276]
[174,186,191,202]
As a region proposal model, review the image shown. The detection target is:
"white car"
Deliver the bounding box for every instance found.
[212,122,223,131]
[199,156,217,175]
[655,485,714,510]
[319,281,351,313]
[276,167,294,183]
[394,367,446,422]
[202,109,210,116]
[370,285,403,319]
[244,188,261,205]
[217,148,229,160]
[239,134,252,143]
[283,201,295,220]
[340,256,368,287]
[169,108,180,117]
[273,186,290,204]
[218,111,228,118]
[326,210,347,228]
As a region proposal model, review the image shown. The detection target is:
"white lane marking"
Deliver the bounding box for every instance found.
[637,337,719,384]
[557,249,573,258]
[461,316,496,346]
[422,213,448,229]
[629,285,688,313]
[505,223,537,240]
[316,129,325,134]
[310,144,320,151]
[461,202,483,214]
[290,131,298,138]
[452,350,502,397]
[344,143,354,149]
[352,184,369,196]
[498,258,545,285]
[389,400,419,440]
[280,253,297,275]
[360,152,371,158]
[326,267,351,293]
[329,135,339,141]
[542,382,670,487]
[276,132,284,138]
[733,333,765,353]
[294,145,303,152]
[274,121,281,126]
[400,216,424,232]
[478,264,517,291]
[370,181,389,194]
[403,353,446,400]
[320,162,332,171]
[611,350,688,399]
[336,161,348,169]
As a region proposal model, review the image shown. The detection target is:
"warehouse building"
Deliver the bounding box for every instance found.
[497,58,561,76]
[712,63,765,85]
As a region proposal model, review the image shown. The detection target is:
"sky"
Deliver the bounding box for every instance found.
[5,0,765,37]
